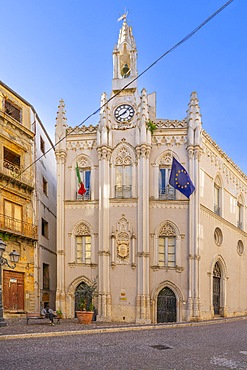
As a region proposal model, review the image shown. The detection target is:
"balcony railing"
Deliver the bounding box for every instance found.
[214,204,221,216]
[237,221,243,230]
[159,186,175,200]
[77,189,91,200]
[0,213,37,240]
[115,185,132,199]
[0,159,34,189]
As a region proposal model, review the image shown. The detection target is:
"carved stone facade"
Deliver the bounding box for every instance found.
[55,18,247,324]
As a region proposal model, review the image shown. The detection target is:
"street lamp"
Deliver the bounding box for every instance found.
[0,238,20,327]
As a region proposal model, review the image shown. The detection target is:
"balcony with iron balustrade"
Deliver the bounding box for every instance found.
[0,159,34,191]
[0,214,37,241]
[159,185,176,200]
[115,185,132,199]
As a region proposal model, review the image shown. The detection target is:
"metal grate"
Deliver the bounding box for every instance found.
[151,344,172,350]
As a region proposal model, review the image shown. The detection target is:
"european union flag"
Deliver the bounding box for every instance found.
[169,157,195,198]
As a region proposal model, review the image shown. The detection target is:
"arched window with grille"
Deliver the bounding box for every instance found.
[153,152,175,200]
[75,157,92,200]
[111,143,136,199]
[159,167,175,200]
[158,223,176,268]
[75,223,92,265]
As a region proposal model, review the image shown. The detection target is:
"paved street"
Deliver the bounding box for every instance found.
[1,319,247,369]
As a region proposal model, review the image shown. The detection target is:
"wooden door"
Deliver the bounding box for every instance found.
[3,270,24,311]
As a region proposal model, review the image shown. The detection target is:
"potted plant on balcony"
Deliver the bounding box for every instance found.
[75,280,97,324]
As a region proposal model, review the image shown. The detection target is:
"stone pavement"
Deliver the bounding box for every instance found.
[0,316,246,340]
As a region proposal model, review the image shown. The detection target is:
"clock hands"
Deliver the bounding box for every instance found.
[119,108,128,117]
[114,104,135,122]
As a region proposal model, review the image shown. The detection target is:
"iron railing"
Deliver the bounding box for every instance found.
[214,204,221,216]
[0,159,34,189]
[237,221,243,230]
[0,213,37,240]
[115,185,132,199]
[159,186,175,200]
[77,189,91,200]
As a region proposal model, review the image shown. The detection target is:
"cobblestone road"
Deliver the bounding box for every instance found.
[1,318,247,369]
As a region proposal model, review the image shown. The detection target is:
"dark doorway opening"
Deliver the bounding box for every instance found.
[157,287,176,323]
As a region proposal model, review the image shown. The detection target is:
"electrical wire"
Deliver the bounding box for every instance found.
[2,0,234,182]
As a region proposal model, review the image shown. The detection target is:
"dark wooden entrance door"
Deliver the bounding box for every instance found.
[213,277,220,315]
[157,287,176,323]
[3,270,24,311]
[213,262,221,315]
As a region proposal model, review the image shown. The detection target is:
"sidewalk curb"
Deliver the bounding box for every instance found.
[1,316,246,341]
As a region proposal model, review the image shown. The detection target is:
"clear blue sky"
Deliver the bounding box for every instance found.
[1,1,246,173]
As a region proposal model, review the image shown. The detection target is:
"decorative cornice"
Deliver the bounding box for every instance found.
[150,265,184,273]
[152,135,187,147]
[200,204,247,237]
[150,202,188,209]
[65,202,98,210]
[110,201,137,208]
[67,125,97,135]
[67,140,96,150]
[0,111,35,140]
[98,250,110,256]
[68,262,97,268]
[155,119,187,129]
[203,129,247,182]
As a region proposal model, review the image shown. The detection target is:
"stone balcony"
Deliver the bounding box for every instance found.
[0,214,38,241]
[0,159,34,191]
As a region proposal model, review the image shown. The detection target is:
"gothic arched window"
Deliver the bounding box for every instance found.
[159,167,175,200]
[112,144,136,199]
[76,157,92,200]
[154,152,175,200]
[75,223,91,264]
[158,223,176,267]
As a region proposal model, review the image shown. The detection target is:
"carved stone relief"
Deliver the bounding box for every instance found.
[159,223,176,237]
[115,215,131,264]
[76,223,90,236]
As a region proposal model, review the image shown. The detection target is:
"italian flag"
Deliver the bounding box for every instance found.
[76,162,86,195]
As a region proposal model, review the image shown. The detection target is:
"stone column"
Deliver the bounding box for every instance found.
[97,146,111,321]
[136,144,151,324]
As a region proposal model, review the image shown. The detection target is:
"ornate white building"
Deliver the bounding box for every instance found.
[55,18,247,323]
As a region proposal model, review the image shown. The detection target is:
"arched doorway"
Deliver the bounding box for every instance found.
[74,282,89,315]
[213,262,221,315]
[157,287,176,323]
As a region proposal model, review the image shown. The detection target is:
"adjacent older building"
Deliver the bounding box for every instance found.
[33,113,57,310]
[55,18,247,323]
[0,81,56,317]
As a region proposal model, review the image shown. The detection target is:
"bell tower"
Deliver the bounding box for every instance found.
[112,14,137,93]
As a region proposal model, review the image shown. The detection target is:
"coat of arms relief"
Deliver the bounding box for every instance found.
[116,215,131,264]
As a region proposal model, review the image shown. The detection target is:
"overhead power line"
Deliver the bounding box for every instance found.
[4,0,234,181]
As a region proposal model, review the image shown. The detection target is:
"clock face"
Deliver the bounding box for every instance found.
[114,104,135,122]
